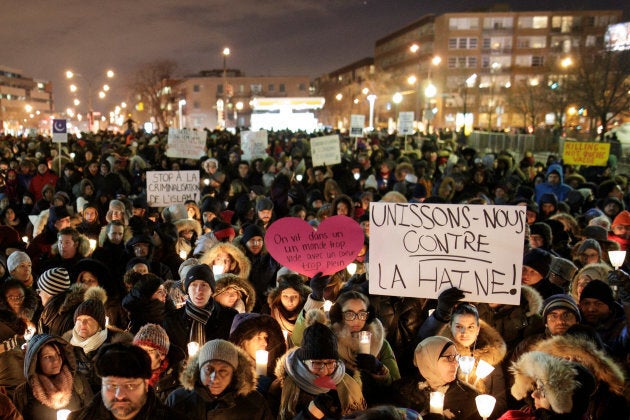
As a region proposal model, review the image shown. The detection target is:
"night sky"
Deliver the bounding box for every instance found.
[3,0,627,111]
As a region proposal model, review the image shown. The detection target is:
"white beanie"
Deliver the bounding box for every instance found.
[7,251,31,273]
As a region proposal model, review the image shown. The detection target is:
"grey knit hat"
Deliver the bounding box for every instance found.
[549,257,578,282]
[134,323,170,355]
[37,267,71,296]
[7,251,30,273]
[198,339,239,370]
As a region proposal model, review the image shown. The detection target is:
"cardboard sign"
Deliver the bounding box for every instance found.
[562,142,610,166]
[241,130,269,161]
[350,115,365,137]
[398,111,415,135]
[310,135,341,167]
[146,170,200,207]
[166,128,206,159]
[368,202,525,305]
[265,215,365,277]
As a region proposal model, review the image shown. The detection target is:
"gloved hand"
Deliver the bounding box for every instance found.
[311,391,341,419]
[356,353,384,374]
[434,287,465,322]
[608,268,630,287]
[310,272,331,301]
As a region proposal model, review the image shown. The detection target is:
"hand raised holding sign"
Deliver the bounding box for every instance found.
[434,287,466,323]
[309,272,331,301]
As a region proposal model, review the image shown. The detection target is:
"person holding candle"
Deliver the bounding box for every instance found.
[12,334,93,420]
[199,241,251,280]
[269,320,366,419]
[213,273,256,313]
[418,299,508,418]
[392,336,479,420]
[166,339,273,419]
[328,291,400,405]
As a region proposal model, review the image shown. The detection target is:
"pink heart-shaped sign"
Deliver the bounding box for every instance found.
[265,215,365,277]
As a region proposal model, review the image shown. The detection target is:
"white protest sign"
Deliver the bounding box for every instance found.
[350,115,365,137]
[398,112,415,135]
[368,202,525,305]
[146,170,200,207]
[166,128,206,159]
[310,135,341,167]
[241,130,269,161]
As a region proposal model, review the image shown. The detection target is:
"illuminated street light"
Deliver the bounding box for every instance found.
[561,57,573,69]
[66,71,74,79]
[335,93,343,101]
[362,87,369,95]
[103,84,110,92]
[70,84,77,92]
[392,92,403,104]
[73,99,81,106]
[425,83,437,98]
[367,94,377,131]
[121,102,127,108]
[98,91,106,99]
[25,104,33,113]
[407,75,417,85]
[235,101,243,110]
[409,44,420,53]
[106,70,115,78]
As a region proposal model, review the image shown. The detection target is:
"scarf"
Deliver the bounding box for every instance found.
[273,306,299,333]
[70,328,108,354]
[284,350,345,395]
[149,358,169,387]
[30,364,74,409]
[185,298,213,345]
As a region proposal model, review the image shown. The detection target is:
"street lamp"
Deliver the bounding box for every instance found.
[221,47,230,129]
[66,68,114,131]
[367,94,377,131]
[178,99,186,128]
[461,73,477,134]
[392,92,403,131]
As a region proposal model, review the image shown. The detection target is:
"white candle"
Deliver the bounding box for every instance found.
[212,265,224,276]
[22,236,29,243]
[179,250,188,259]
[282,329,289,344]
[458,355,475,375]
[255,349,268,376]
[57,409,71,420]
[89,239,97,251]
[187,341,200,357]
[476,359,495,379]
[476,394,497,420]
[358,331,371,354]
[296,174,303,182]
[429,391,445,414]
[347,263,357,276]
[323,300,333,313]
[105,316,110,328]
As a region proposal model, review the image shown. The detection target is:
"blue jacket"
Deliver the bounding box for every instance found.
[535,163,573,204]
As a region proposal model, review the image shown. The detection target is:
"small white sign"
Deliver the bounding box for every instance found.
[146,170,200,207]
[310,135,341,167]
[241,130,269,161]
[369,202,525,305]
[350,115,365,137]
[166,128,206,159]
[398,112,415,136]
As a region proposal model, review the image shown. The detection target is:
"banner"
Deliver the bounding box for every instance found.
[147,170,200,207]
[241,130,269,161]
[310,135,341,167]
[562,141,610,166]
[368,202,525,304]
[166,128,206,159]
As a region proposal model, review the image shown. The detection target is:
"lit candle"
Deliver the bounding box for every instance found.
[187,341,200,357]
[358,331,371,354]
[475,394,497,420]
[353,172,360,180]
[282,329,289,345]
[475,359,495,379]
[105,316,110,328]
[458,355,475,375]
[212,265,224,276]
[179,250,188,259]
[296,174,303,182]
[429,391,444,414]
[57,409,71,420]
[323,300,333,314]
[89,239,97,251]
[22,236,28,244]
[255,349,268,376]
[347,263,357,276]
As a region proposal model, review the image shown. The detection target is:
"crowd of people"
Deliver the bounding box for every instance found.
[0,126,628,419]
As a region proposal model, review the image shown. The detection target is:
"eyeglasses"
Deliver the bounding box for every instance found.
[102,382,144,393]
[40,353,61,363]
[5,295,24,302]
[248,239,263,245]
[580,252,599,259]
[547,312,576,322]
[439,353,461,363]
[305,360,338,372]
[343,310,369,321]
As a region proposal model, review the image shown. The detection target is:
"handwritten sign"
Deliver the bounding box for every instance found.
[147,170,200,207]
[368,203,525,304]
[310,135,341,167]
[350,115,365,137]
[562,142,610,166]
[398,111,415,136]
[166,128,206,159]
[241,130,269,161]
[265,216,365,277]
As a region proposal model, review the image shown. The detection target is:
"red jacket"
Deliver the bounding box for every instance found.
[28,170,59,201]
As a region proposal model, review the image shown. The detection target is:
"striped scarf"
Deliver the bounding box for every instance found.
[185,298,213,345]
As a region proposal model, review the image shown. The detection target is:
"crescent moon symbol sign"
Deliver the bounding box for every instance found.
[53,121,65,132]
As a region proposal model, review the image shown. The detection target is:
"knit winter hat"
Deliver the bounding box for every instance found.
[540,193,558,206]
[612,210,630,227]
[178,258,200,280]
[7,251,30,273]
[37,267,71,296]
[297,322,338,361]
[133,274,162,299]
[133,323,170,355]
[577,239,602,256]
[240,224,265,245]
[198,339,239,370]
[582,225,608,242]
[256,197,274,212]
[95,342,152,379]
[549,257,578,282]
[74,299,107,330]
[184,264,215,291]
[523,248,552,277]
[542,294,581,322]
[47,206,70,230]
[580,279,616,309]
[530,223,552,245]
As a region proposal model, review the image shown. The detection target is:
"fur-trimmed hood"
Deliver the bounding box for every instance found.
[521,284,544,316]
[332,317,385,369]
[174,218,202,237]
[179,342,256,397]
[438,319,506,367]
[533,334,626,396]
[267,274,311,308]
[50,233,92,259]
[214,274,256,313]
[198,242,251,279]
[510,351,595,415]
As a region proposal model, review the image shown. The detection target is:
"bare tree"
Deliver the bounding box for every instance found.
[569,49,630,140]
[505,79,547,129]
[128,60,178,130]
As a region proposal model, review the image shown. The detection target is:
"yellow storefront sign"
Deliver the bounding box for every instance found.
[562,142,610,166]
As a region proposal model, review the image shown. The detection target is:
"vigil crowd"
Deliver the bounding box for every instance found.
[0,127,628,419]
